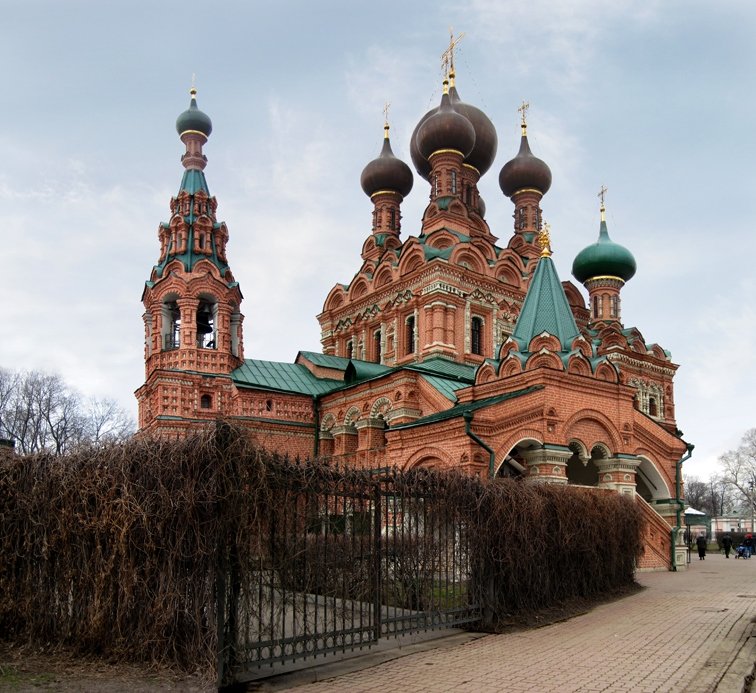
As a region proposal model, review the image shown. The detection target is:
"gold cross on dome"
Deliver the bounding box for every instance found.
[518,101,530,126]
[383,102,391,126]
[598,185,608,208]
[441,29,465,77]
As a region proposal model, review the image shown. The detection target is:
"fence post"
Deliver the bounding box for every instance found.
[373,480,382,642]
[215,421,239,690]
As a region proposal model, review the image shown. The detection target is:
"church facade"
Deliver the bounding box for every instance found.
[135,67,691,571]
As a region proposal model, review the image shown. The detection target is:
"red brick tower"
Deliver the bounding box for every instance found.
[136,88,244,434]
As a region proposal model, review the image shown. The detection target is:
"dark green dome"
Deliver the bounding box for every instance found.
[572,217,636,283]
[176,88,212,138]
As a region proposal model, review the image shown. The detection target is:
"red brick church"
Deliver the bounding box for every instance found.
[135,60,691,570]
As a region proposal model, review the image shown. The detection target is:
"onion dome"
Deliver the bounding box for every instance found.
[499,123,551,197]
[572,207,637,283]
[360,124,414,198]
[410,73,496,181]
[409,110,434,181]
[416,81,475,161]
[176,87,213,138]
[448,75,497,175]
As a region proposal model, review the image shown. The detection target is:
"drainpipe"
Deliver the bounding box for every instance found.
[312,395,320,459]
[670,442,694,571]
[463,410,495,479]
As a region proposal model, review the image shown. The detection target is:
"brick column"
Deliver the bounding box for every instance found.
[595,455,641,498]
[522,445,571,484]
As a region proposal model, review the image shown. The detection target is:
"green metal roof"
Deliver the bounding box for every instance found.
[179,169,210,196]
[232,359,342,396]
[407,357,477,382]
[393,385,543,429]
[420,374,469,402]
[345,360,393,383]
[512,254,580,351]
[297,351,352,371]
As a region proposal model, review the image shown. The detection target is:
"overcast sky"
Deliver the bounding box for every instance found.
[2,0,754,480]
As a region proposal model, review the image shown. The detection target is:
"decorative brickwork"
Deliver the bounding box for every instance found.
[137,80,690,572]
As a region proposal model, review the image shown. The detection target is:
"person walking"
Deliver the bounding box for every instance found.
[722,534,733,558]
[696,534,707,560]
[743,534,753,559]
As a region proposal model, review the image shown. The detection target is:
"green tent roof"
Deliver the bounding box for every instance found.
[512,254,580,351]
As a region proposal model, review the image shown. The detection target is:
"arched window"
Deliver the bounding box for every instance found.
[374,329,382,363]
[163,300,180,350]
[346,340,353,359]
[471,316,483,356]
[610,295,619,319]
[389,208,396,230]
[405,315,415,355]
[648,397,658,417]
[434,174,439,198]
[196,299,216,349]
[593,296,601,319]
[451,170,457,195]
[200,394,212,409]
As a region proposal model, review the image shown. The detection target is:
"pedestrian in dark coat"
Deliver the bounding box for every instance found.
[744,534,753,559]
[722,534,733,558]
[696,534,707,560]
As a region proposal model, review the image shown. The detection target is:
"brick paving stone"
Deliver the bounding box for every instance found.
[280,555,756,692]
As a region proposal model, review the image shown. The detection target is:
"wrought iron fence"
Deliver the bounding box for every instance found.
[216,469,479,687]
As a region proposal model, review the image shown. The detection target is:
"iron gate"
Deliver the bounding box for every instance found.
[216,470,479,687]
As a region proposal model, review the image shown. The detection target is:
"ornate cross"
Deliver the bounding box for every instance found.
[518,100,530,126]
[598,185,608,208]
[383,102,391,126]
[441,29,465,76]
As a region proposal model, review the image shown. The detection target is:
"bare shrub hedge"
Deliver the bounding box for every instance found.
[0,424,644,676]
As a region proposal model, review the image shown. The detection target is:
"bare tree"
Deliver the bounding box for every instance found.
[718,429,756,517]
[84,396,134,444]
[0,367,134,455]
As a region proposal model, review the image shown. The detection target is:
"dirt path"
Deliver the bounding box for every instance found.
[0,644,211,692]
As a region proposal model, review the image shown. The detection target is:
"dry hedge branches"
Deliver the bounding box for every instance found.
[0,423,644,677]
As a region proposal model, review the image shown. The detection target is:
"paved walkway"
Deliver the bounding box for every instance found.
[280,552,756,692]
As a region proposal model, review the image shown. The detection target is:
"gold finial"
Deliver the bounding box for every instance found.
[518,100,530,135]
[190,73,197,98]
[598,185,607,221]
[538,222,552,257]
[441,28,465,79]
[383,102,391,138]
[442,77,449,95]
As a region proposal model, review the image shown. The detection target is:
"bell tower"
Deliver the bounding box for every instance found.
[136,87,244,433]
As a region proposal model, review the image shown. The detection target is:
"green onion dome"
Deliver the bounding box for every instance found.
[498,126,551,197]
[416,83,475,162]
[360,125,414,198]
[572,214,637,283]
[176,87,213,138]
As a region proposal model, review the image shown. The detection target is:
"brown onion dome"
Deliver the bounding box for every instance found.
[499,126,552,197]
[410,110,434,181]
[360,124,414,198]
[416,84,475,162]
[449,80,497,175]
